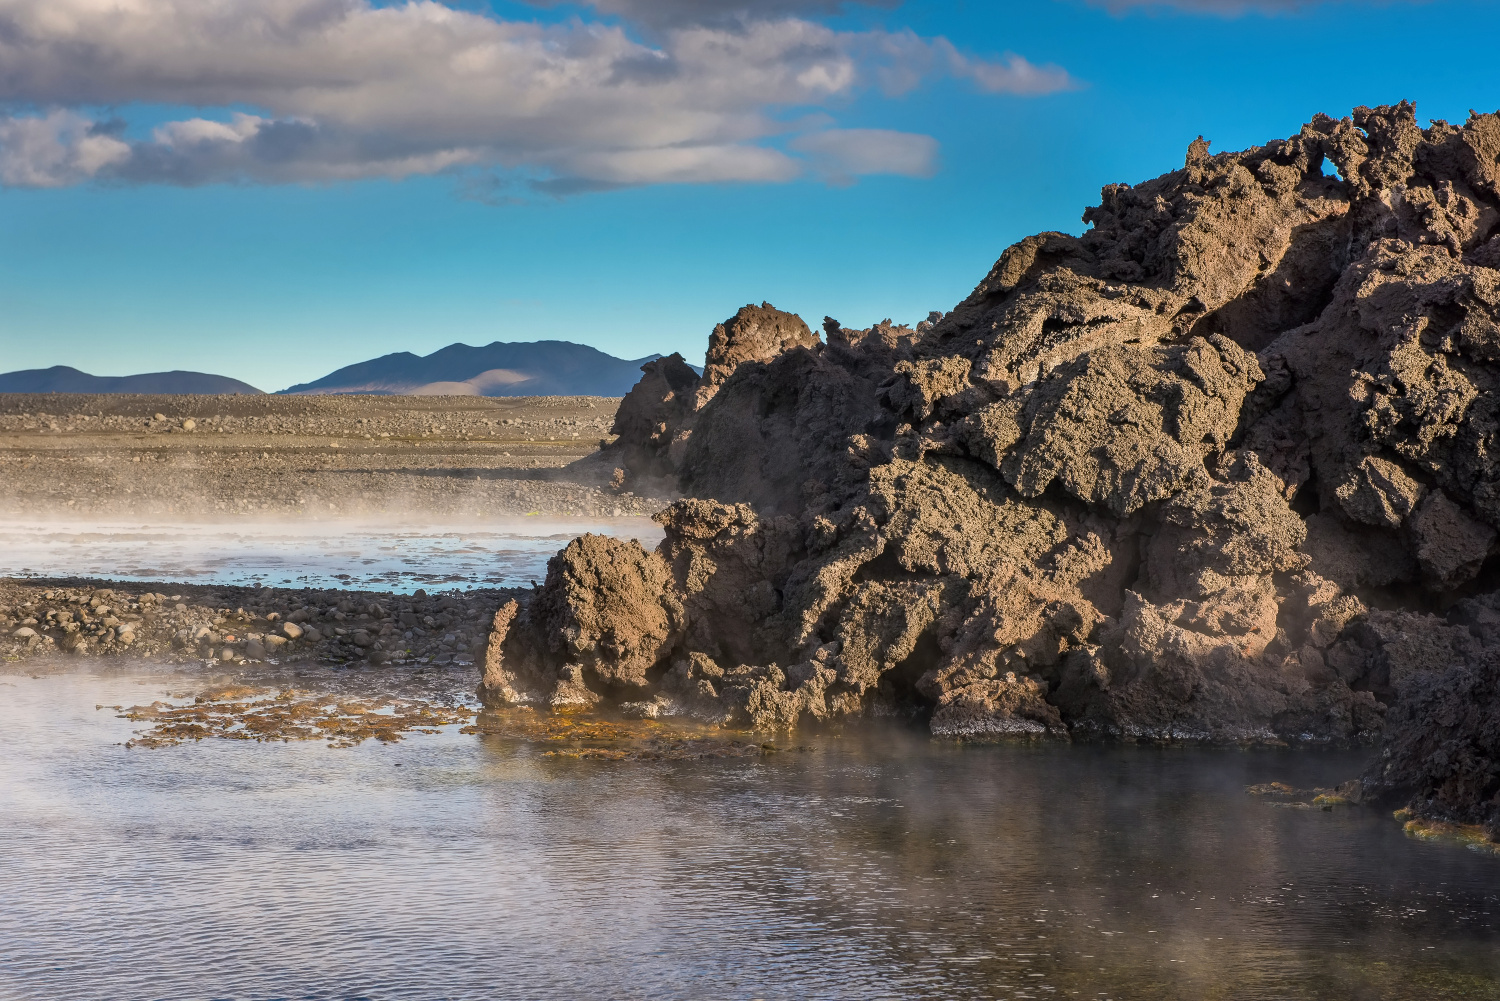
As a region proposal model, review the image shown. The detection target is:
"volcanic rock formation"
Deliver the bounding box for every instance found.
[484,103,1500,837]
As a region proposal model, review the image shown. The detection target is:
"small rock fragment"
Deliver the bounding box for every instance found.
[1410,491,1496,589]
[1335,456,1425,529]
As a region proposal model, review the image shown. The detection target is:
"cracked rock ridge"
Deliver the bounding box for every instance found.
[485,102,1500,838]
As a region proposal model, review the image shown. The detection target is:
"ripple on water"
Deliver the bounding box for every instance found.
[3,671,1500,1000]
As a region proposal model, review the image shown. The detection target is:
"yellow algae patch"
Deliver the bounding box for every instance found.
[115,686,787,758]
[1311,792,1353,808]
[195,684,262,702]
[1246,782,1355,810]
[119,686,476,748]
[1245,782,1300,797]
[463,706,778,760]
[1395,810,1500,855]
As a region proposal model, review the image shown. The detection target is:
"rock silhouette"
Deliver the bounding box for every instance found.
[485,103,1500,838]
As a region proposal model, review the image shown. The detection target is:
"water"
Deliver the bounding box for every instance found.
[3,669,1499,1000]
[0,517,662,593]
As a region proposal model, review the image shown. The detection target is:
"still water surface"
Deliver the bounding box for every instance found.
[0,516,662,593]
[3,670,1500,1000]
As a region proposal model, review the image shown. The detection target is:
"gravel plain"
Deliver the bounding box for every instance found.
[0,391,665,670]
[0,392,656,519]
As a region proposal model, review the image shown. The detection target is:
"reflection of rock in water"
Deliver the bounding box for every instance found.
[487,103,1500,841]
[463,707,779,760]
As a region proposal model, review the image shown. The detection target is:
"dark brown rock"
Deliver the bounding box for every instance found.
[483,535,683,707]
[497,103,1500,835]
[1409,490,1495,588]
[930,674,1066,739]
[698,302,820,407]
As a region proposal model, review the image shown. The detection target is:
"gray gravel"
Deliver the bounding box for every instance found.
[0,578,515,669]
[0,392,665,519]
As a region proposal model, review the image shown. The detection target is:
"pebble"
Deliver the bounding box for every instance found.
[1,575,511,670]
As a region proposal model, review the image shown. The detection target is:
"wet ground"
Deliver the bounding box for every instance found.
[3,665,1499,1001]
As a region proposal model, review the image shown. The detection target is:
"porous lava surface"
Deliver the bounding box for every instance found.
[485,103,1500,836]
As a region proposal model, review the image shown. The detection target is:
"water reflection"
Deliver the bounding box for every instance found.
[2,670,1498,1000]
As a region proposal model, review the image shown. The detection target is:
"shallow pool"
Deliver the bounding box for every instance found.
[2,669,1498,1000]
[0,516,662,593]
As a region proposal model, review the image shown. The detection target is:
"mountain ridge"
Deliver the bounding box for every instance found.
[278,340,672,397]
[0,366,263,395]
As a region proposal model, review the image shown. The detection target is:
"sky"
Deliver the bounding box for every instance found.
[0,0,1496,393]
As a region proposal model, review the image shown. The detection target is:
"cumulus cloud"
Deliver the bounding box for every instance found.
[0,0,1075,191]
[0,110,130,187]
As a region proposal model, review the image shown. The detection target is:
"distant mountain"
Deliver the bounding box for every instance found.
[279,340,668,397]
[0,365,263,395]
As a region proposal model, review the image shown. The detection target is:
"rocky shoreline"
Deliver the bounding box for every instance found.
[477,103,1500,841]
[0,578,514,669]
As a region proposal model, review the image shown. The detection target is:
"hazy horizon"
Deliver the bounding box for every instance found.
[0,336,692,395]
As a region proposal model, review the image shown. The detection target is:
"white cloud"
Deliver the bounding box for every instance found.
[565,144,802,185]
[791,128,937,182]
[0,0,1076,190]
[153,115,265,148]
[951,50,1077,95]
[0,109,129,187]
[853,30,1078,99]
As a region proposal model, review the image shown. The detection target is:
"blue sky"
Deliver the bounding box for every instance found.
[0,0,1496,393]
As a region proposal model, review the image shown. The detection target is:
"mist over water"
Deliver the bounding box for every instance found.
[4,670,1500,1000]
[0,516,663,592]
